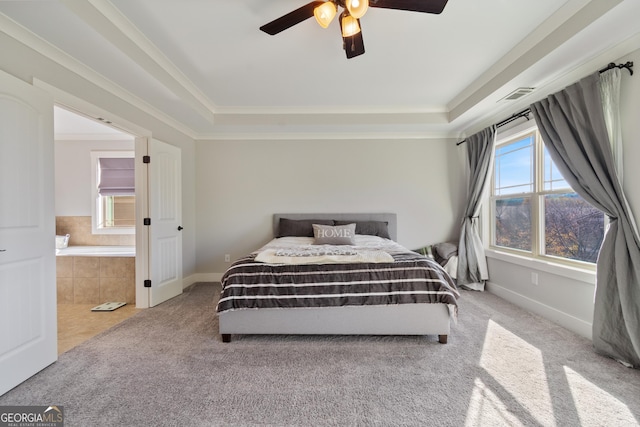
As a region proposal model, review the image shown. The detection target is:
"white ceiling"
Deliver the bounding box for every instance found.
[1,0,639,139]
[53,106,133,140]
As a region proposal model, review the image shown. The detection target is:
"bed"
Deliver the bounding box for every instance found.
[217,213,459,343]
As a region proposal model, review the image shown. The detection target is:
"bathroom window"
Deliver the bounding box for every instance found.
[91,151,135,234]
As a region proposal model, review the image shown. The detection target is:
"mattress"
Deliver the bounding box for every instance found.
[216,235,459,314]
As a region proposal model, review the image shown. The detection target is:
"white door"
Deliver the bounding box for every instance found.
[0,70,56,395]
[148,138,182,307]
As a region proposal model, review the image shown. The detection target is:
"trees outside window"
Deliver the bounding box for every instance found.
[491,129,604,264]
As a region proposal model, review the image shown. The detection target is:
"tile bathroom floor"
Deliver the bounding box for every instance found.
[57,304,141,355]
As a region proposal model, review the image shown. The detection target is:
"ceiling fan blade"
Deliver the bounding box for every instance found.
[260,1,325,35]
[369,0,449,14]
[343,28,365,59]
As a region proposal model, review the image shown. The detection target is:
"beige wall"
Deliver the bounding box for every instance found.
[195,138,465,274]
[55,139,134,216]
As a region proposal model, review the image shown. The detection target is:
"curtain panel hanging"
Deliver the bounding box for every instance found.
[456,125,496,291]
[97,157,135,196]
[530,71,640,368]
[600,68,624,182]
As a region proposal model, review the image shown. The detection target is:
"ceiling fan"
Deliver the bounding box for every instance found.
[259,0,449,59]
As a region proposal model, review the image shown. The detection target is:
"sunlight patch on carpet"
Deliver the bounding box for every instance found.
[479,320,555,426]
[465,378,525,427]
[564,366,638,426]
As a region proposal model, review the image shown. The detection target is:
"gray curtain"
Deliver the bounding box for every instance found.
[531,72,640,368]
[457,126,496,291]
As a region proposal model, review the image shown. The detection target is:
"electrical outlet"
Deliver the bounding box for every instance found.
[224,254,230,262]
[531,272,539,285]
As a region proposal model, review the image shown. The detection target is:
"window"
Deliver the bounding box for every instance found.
[490,126,604,265]
[91,151,135,234]
[100,194,135,227]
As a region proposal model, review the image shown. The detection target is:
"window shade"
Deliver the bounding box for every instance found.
[98,157,135,196]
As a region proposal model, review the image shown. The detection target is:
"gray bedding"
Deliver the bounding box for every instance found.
[216,247,459,314]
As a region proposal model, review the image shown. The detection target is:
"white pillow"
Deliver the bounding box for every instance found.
[312,223,356,245]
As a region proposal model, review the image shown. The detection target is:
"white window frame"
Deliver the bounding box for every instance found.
[487,120,602,271]
[90,150,135,235]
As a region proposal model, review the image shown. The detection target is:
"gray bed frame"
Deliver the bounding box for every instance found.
[219,213,451,343]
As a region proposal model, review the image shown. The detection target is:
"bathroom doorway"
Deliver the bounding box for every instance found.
[53,105,140,354]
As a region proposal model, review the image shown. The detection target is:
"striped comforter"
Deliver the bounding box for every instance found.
[216,236,459,314]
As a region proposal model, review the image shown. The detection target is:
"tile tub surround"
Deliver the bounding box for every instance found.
[56,216,135,246]
[56,255,135,305]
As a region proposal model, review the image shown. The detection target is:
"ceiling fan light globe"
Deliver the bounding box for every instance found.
[341,14,361,37]
[314,2,337,28]
[345,0,368,19]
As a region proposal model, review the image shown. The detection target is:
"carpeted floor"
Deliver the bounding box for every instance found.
[1,282,639,426]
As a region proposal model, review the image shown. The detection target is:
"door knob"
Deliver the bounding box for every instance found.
[177,226,183,231]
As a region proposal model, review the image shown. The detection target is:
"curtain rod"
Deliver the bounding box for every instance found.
[599,61,634,76]
[456,61,634,146]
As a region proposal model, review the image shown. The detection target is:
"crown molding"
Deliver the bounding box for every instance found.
[62,0,216,122]
[0,11,198,139]
[448,0,621,122]
[214,105,448,116]
[196,129,460,141]
[457,31,640,139]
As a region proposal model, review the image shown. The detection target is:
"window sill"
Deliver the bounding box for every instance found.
[92,226,135,235]
[485,248,596,285]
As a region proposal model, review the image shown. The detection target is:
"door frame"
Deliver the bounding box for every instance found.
[34,79,154,308]
[135,136,151,308]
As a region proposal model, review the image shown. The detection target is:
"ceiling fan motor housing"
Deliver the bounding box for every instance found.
[260,0,449,58]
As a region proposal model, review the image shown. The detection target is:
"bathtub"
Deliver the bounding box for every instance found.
[56,245,136,304]
[56,245,136,257]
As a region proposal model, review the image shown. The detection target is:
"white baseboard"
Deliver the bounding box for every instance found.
[182,274,198,289]
[486,281,593,340]
[183,273,222,288]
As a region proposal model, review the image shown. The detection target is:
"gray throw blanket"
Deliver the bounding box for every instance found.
[432,242,458,267]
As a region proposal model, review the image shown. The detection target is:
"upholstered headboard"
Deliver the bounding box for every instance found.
[273,213,397,241]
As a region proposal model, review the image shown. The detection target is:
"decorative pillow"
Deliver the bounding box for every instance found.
[277,218,334,237]
[334,220,391,239]
[312,223,356,245]
[432,242,458,267]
